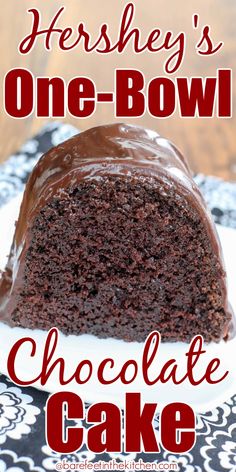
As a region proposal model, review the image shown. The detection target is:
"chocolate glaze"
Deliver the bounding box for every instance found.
[0,123,234,338]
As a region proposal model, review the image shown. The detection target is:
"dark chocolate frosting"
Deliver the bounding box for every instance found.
[0,123,234,337]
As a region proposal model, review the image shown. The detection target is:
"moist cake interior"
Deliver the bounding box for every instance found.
[12,175,227,342]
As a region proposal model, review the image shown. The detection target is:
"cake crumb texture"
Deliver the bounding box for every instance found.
[12,176,230,342]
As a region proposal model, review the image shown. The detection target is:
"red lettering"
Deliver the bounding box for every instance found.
[148,77,175,117]
[18,4,186,73]
[45,393,196,455]
[7,329,228,388]
[161,403,195,453]
[7,336,41,385]
[218,69,232,117]
[142,332,161,385]
[58,27,74,49]
[196,25,223,56]
[87,403,121,453]
[184,336,228,385]
[46,392,83,453]
[116,3,141,53]
[5,68,33,118]
[19,7,64,53]
[97,359,120,385]
[205,358,229,384]
[116,69,145,117]
[125,393,158,452]
[164,32,185,74]
[37,77,65,117]
[142,332,228,386]
[74,359,93,384]
[178,77,216,117]
[97,358,138,384]
[67,77,95,117]
[145,29,162,51]
[40,328,65,385]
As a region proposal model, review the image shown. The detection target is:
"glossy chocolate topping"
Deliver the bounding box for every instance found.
[0,123,234,337]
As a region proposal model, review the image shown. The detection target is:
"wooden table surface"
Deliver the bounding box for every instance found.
[0,0,235,181]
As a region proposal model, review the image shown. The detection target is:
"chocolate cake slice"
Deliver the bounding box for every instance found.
[0,124,233,342]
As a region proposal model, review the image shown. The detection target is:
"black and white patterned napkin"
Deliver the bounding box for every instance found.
[0,122,235,472]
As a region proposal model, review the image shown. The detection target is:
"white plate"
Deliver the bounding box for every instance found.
[0,194,236,412]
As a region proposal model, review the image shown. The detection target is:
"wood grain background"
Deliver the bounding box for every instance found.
[0,0,235,180]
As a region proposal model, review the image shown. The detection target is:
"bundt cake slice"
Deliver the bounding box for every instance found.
[0,124,233,342]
